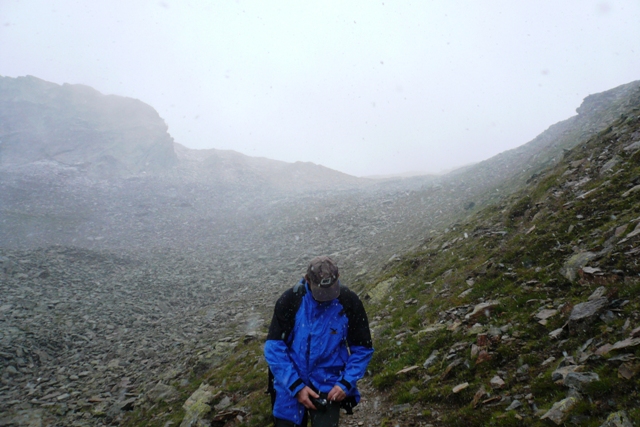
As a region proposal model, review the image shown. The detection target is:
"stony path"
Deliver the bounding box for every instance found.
[339,380,444,427]
[339,381,387,427]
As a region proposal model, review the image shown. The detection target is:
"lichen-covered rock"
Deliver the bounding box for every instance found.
[599,410,633,427]
[540,396,580,425]
[180,400,212,427]
[366,277,397,303]
[560,252,597,282]
[183,383,218,410]
[180,383,219,427]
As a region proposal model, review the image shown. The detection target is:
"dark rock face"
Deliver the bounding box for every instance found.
[0,75,178,176]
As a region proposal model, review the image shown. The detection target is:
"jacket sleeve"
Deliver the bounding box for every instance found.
[337,289,374,393]
[264,288,306,397]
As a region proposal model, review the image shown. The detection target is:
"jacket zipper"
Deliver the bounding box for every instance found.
[307,334,312,376]
[306,298,312,378]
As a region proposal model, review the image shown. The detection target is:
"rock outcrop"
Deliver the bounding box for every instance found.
[0,75,178,176]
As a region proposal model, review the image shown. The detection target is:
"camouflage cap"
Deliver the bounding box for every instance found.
[306,256,340,302]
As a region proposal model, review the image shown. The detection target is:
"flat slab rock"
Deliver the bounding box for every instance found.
[536,309,558,320]
[610,337,640,352]
[396,365,419,375]
[563,372,599,391]
[597,337,640,356]
[617,362,640,380]
[561,252,597,282]
[465,300,500,321]
[569,297,608,322]
[452,382,469,393]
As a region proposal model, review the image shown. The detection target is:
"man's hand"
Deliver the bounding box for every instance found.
[327,384,346,402]
[296,386,319,410]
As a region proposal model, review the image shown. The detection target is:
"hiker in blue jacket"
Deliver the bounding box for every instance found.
[264,256,374,427]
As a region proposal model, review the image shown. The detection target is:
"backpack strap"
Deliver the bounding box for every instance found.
[337,285,373,348]
[292,280,307,297]
[266,281,306,341]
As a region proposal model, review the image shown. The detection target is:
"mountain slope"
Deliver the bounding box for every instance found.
[119,85,640,427]
[1,77,640,427]
[0,75,369,192]
[356,83,640,426]
[172,142,366,191]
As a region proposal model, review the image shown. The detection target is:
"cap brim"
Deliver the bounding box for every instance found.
[309,281,340,302]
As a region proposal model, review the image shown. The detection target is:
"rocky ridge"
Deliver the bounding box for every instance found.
[444,80,640,210]
[171,142,368,192]
[0,76,178,176]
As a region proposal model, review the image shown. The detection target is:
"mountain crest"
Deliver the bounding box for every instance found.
[0,75,178,176]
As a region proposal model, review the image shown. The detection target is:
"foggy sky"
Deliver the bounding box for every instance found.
[1,1,639,177]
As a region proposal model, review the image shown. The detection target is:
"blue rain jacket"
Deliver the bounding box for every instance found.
[264,279,374,425]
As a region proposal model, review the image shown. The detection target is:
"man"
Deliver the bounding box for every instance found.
[264,256,374,427]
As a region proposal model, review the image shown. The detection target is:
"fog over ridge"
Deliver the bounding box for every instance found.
[2,1,639,176]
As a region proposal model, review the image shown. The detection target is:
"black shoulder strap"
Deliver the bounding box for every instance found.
[292,280,307,297]
[266,282,306,341]
[338,285,373,348]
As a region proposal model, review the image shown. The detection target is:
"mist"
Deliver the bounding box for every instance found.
[2,0,639,176]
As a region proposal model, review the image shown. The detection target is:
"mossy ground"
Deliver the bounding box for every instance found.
[354,110,640,425]
[123,338,272,427]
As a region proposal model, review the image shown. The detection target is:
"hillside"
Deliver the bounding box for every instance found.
[116,88,640,426]
[356,88,640,426]
[0,75,370,192]
[1,77,640,427]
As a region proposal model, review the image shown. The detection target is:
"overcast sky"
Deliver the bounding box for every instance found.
[1,1,639,177]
